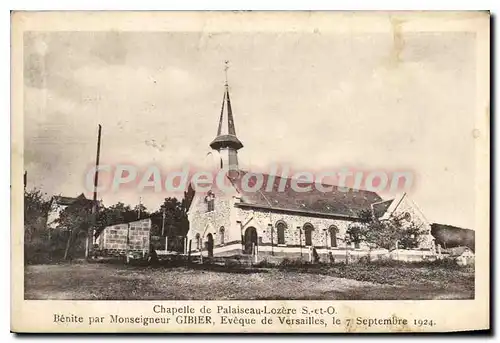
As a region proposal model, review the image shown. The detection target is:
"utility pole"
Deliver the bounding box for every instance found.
[161,206,167,251]
[86,124,102,260]
[138,196,142,219]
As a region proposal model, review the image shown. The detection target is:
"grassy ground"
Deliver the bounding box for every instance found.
[24,262,474,300]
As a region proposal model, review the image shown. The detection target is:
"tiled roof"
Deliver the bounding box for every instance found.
[372,199,394,218]
[53,193,92,206]
[231,171,383,218]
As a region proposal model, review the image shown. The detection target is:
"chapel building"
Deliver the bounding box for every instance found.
[186,79,435,261]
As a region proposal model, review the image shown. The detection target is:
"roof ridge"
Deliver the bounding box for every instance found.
[237,169,381,196]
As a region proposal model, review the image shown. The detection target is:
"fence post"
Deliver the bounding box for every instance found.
[251,243,255,265]
[200,241,203,264]
[188,240,192,262]
[298,227,302,258]
[142,236,146,258]
[126,224,130,264]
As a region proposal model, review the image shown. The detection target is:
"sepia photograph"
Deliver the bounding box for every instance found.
[12,11,490,332]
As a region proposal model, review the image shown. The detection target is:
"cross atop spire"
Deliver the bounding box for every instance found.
[224,60,229,86]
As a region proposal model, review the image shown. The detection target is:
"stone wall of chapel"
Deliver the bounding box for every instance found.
[187,193,237,250]
[187,196,434,253]
[235,207,360,248]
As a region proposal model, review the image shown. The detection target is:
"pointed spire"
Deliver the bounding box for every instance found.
[210,61,243,151]
[216,85,237,136]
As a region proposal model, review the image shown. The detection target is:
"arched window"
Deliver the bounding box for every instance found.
[195,233,200,250]
[219,227,225,245]
[304,224,314,246]
[329,226,338,248]
[276,221,287,245]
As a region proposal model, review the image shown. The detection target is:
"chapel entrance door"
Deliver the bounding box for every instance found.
[206,233,214,258]
[244,227,258,255]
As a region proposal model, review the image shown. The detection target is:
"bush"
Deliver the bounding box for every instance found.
[24,230,87,264]
[367,259,404,267]
[279,258,292,268]
[358,256,370,264]
[279,258,309,269]
[364,258,464,269]
[254,259,275,268]
[224,259,241,268]
[419,258,463,269]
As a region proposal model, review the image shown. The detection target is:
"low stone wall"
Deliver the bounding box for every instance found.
[389,249,437,262]
[190,241,394,263]
[97,218,151,256]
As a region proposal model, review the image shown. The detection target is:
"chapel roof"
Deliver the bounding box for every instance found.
[230,171,383,219]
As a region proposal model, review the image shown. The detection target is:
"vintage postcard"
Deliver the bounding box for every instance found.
[11,11,490,333]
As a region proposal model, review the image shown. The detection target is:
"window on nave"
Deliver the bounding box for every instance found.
[276,222,286,245]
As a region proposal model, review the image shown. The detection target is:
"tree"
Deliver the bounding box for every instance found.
[346,209,426,251]
[24,189,61,264]
[183,184,195,213]
[149,196,189,252]
[93,202,151,241]
[54,196,93,260]
[24,188,51,241]
[134,203,149,219]
[96,202,147,229]
[152,197,188,237]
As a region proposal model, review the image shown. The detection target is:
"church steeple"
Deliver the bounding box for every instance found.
[209,61,243,173]
[210,84,244,151]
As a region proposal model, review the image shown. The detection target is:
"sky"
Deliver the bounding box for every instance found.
[24,30,477,229]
